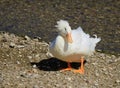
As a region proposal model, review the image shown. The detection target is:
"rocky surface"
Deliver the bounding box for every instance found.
[0,32,120,88]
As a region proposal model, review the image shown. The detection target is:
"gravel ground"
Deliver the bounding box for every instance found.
[0,32,120,88]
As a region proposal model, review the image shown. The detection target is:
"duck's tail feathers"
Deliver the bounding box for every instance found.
[90,35,101,53]
[92,34,101,44]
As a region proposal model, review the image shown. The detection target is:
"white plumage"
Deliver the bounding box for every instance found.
[49,20,101,62]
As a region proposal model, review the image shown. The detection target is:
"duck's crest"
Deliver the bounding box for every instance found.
[55,20,70,31]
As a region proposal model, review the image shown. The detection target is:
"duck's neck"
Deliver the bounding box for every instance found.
[60,35,68,43]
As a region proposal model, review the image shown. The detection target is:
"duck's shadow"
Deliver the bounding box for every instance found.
[31,57,87,71]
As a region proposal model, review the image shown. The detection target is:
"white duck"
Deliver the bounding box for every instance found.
[49,20,101,74]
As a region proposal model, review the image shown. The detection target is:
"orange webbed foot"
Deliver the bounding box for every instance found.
[61,67,72,71]
[73,69,84,74]
[73,57,85,74]
[61,62,72,71]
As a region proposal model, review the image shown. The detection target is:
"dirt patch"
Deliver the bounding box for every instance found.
[0,32,120,88]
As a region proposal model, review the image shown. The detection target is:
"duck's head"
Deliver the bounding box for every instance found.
[55,20,73,43]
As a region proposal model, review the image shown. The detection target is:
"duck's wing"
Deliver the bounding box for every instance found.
[71,27,90,42]
[71,27,89,54]
[72,26,90,46]
[71,27,101,55]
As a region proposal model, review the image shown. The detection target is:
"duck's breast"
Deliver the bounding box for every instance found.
[49,35,67,59]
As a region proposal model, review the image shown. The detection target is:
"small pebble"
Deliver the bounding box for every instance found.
[97,49,102,52]
[46,52,53,57]
[33,39,39,42]
[20,74,26,78]
[33,64,37,68]
[19,55,22,57]
[9,42,16,48]
[95,72,99,77]
[94,83,99,86]
[34,36,42,40]
[24,35,30,40]
[35,54,39,58]
[16,45,25,48]
[16,61,20,64]
[102,68,107,71]
[65,77,72,81]
[32,69,38,73]
[27,56,32,59]
[33,85,39,88]
[115,79,120,83]
[107,59,114,64]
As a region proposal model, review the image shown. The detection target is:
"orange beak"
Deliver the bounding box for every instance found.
[66,33,73,43]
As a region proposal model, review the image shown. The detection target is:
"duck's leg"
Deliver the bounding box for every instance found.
[73,57,84,74]
[61,62,72,71]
